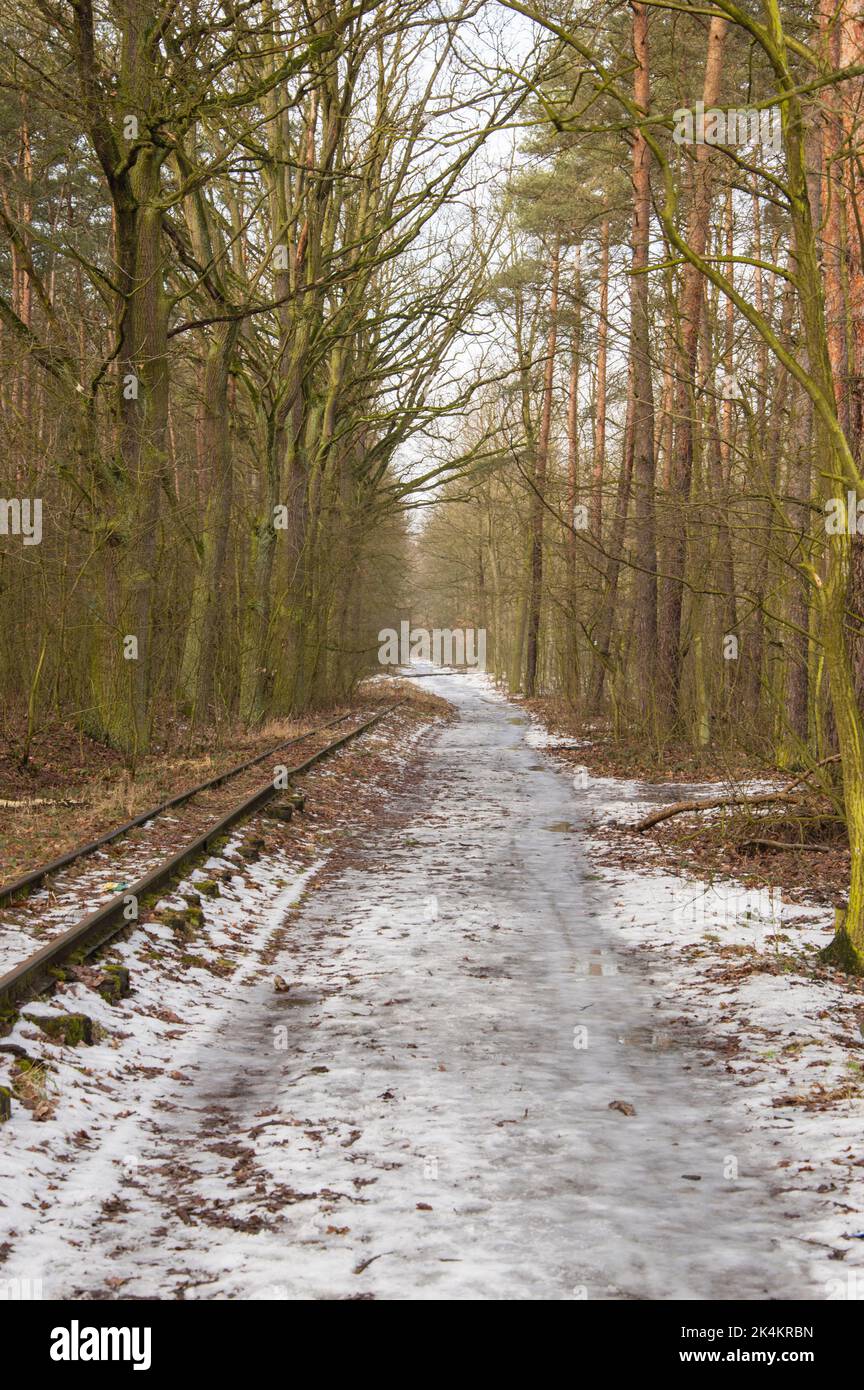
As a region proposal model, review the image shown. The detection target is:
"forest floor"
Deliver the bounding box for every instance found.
[1,668,862,1299]
[518,695,851,908]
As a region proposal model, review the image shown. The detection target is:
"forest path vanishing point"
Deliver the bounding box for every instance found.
[3,670,821,1300]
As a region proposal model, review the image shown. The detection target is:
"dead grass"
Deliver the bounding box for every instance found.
[359,678,455,719]
[12,1058,57,1120]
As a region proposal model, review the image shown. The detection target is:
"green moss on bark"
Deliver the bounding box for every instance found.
[23,1012,94,1046]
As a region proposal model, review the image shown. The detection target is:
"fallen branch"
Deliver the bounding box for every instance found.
[632,791,802,834]
[0,797,83,809]
[631,752,845,836]
[781,752,841,794]
[737,838,840,854]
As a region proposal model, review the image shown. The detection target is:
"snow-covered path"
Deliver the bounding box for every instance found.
[3,672,823,1299]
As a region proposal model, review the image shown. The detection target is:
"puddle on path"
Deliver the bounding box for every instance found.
[617,1025,679,1051]
[271,990,321,1008]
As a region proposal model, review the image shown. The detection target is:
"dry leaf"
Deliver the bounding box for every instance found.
[608,1099,636,1116]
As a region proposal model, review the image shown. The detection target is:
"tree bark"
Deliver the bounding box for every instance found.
[629,2,658,710]
[658,13,727,724]
[524,237,560,697]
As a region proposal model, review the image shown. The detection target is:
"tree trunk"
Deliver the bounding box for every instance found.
[658,13,727,723]
[591,218,609,540]
[629,2,658,711]
[524,238,560,697]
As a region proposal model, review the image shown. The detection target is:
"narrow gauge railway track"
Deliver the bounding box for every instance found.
[0,704,396,1009]
[0,711,353,909]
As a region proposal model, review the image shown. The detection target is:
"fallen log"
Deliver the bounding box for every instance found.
[632,791,802,834]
